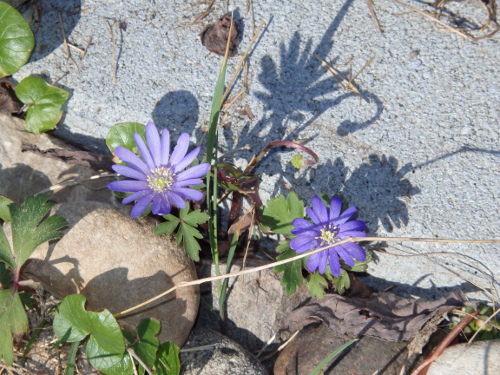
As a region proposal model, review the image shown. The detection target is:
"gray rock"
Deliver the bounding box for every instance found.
[427,339,500,375]
[0,114,117,206]
[21,201,199,346]
[274,323,411,375]
[181,328,268,375]
[196,258,310,352]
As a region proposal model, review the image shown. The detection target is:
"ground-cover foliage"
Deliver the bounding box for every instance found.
[0,1,499,374]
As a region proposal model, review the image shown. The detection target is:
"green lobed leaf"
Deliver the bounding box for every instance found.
[306,272,328,299]
[154,215,180,236]
[53,294,126,370]
[273,241,304,295]
[344,251,372,273]
[177,222,203,262]
[0,225,14,270]
[154,341,180,375]
[0,289,29,365]
[0,195,13,222]
[0,2,35,77]
[9,194,66,270]
[180,208,209,228]
[259,192,304,235]
[14,76,69,133]
[331,269,350,294]
[106,122,146,155]
[132,318,160,370]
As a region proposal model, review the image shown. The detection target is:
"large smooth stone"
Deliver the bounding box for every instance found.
[22,201,199,346]
[427,339,500,375]
[181,328,268,375]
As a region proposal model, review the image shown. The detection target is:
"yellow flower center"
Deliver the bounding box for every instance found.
[318,226,339,244]
[147,167,174,193]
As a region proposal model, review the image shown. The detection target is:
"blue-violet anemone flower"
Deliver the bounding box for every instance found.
[290,196,367,276]
[108,122,210,218]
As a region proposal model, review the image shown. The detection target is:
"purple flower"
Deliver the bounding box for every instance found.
[108,122,210,218]
[290,196,367,277]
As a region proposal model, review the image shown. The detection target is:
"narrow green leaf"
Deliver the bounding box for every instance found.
[106,122,146,155]
[0,196,14,222]
[273,241,304,295]
[10,195,66,270]
[65,341,80,375]
[132,318,161,370]
[0,2,35,77]
[306,272,328,299]
[14,77,69,133]
[0,290,29,365]
[259,193,304,235]
[154,341,180,375]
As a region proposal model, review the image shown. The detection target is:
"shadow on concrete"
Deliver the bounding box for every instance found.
[21,0,82,62]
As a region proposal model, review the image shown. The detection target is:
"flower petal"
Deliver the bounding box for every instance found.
[112,164,147,181]
[311,196,328,224]
[292,218,316,230]
[152,194,171,216]
[134,133,155,170]
[339,220,367,232]
[166,192,187,209]
[122,190,152,204]
[170,133,190,165]
[146,122,162,167]
[130,195,152,218]
[306,252,324,273]
[172,178,204,188]
[176,163,210,181]
[114,147,150,175]
[327,250,342,277]
[335,245,355,267]
[171,187,204,202]
[108,180,149,193]
[306,207,322,225]
[160,128,171,165]
[172,147,201,174]
[290,235,318,253]
[335,206,357,225]
[342,242,367,262]
[329,197,342,220]
[338,230,366,238]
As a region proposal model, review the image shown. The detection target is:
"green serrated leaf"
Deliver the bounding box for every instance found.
[259,193,304,235]
[177,222,203,261]
[0,196,13,222]
[344,251,372,272]
[306,272,328,299]
[0,225,14,270]
[154,215,180,236]
[181,209,209,227]
[273,241,304,295]
[53,294,126,370]
[106,122,146,155]
[14,77,69,133]
[132,318,160,370]
[0,2,35,77]
[331,269,350,294]
[0,290,29,365]
[154,341,180,375]
[9,195,66,270]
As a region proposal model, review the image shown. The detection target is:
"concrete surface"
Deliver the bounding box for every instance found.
[12,0,500,300]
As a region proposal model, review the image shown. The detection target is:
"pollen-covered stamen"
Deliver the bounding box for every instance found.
[147,166,174,193]
[317,226,339,244]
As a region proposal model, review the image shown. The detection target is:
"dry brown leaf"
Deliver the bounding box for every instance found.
[279,291,466,342]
